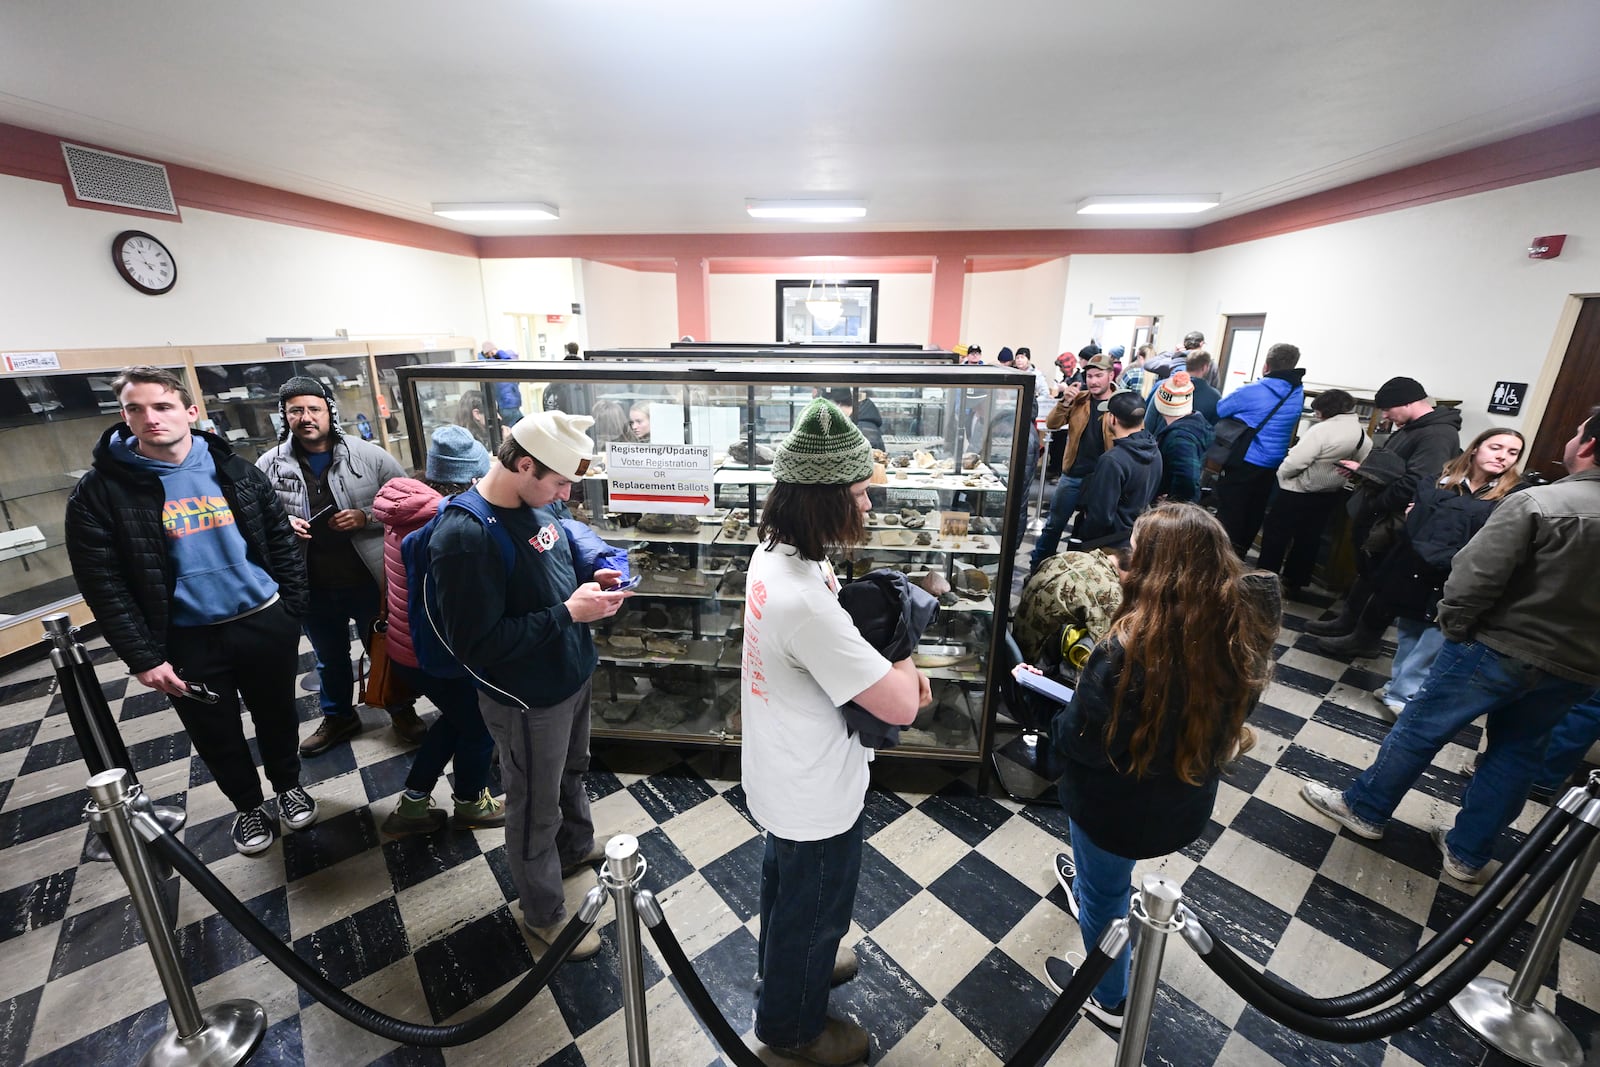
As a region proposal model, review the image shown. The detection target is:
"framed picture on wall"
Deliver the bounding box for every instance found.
[775,279,880,343]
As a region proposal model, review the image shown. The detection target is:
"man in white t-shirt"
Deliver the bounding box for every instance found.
[743,398,930,1066]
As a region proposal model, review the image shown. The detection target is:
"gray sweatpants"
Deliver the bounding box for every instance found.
[478,680,596,928]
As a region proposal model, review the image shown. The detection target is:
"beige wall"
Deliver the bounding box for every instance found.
[962,258,1071,359]
[577,260,679,349]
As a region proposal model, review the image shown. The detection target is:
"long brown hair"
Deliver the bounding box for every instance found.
[1436,428,1524,502]
[1105,503,1278,784]
[757,482,866,561]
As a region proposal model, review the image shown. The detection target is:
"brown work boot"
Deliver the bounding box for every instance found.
[388,705,428,745]
[766,1017,869,1065]
[831,942,858,985]
[526,919,602,960]
[299,714,360,756]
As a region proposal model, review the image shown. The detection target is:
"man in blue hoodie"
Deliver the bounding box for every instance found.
[1212,343,1307,556]
[65,366,315,857]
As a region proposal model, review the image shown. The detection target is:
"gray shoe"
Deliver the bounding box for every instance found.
[526,919,602,960]
[1300,782,1384,840]
[766,1016,869,1065]
[1432,827,1489,884]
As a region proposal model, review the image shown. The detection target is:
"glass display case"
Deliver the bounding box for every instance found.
[396,360,1035,772]
[191,346,381,463]
[372,346,472,466]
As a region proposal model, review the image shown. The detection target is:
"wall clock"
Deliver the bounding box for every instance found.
[111,230,177,295]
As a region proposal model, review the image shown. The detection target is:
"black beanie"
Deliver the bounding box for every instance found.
[277,375,342,442]
[1374,376,1428,408]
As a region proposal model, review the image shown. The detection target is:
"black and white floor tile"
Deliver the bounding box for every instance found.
[0,588,1597,1066]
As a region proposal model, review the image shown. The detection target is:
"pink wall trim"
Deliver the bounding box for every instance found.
[675,257,711,341]
[929,255,968,348]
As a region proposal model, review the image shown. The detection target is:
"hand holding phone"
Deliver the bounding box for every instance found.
[183,681,221,704]
[612,574,643,591]
[307,504,336,535]
[1012,664,1076,706]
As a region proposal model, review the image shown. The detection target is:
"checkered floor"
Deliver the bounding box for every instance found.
[2,593,1598,1067]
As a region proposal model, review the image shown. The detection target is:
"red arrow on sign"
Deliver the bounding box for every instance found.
[610,492,711,505]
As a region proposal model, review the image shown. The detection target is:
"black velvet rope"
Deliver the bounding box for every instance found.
[148,827,592,1047]
[1194,796,1572,1017]
[1001,943,1120,1067]
[1188,818,1597,1042]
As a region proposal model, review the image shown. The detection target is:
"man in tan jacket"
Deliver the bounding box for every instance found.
[1029,354,1121,571]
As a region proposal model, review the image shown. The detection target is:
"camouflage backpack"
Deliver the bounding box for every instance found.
[1012,549,1123,665]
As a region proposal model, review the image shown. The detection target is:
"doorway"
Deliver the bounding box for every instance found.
[1091,315,1159,359]
[1526,297,1600,482]
[1218,314,1267,396]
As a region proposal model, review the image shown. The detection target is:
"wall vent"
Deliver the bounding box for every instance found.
[61,143,178,215]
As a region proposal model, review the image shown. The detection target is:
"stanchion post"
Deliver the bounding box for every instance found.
[1449,795,1600,1067]
[1115,874,1184,1067]
[1030,426,1051,533]
[85,769,265,1067]
[602,834,652,1067]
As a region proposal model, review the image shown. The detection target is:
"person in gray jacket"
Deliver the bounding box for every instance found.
[1302,404,1600,884]
[256,376,421,754]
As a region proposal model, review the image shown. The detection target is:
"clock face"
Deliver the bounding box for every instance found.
[112,230,177,294]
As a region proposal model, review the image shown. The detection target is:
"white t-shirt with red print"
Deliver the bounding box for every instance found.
[740,543,892,841]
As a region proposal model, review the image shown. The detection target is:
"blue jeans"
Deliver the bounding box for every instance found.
[1534,692,1600,792]
[302,582,380,719]
[393,663,495,799]
[1345,641,1592,870]
[1388,620,1445,706]
[1030,475,1084,571]
[755,815,863,1048]
[1067,818,1136,1008]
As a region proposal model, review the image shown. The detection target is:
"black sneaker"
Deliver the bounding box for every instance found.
[277,786,319,832]
[1043,955,1125,1030]
[231,805,276,856]
[1053,852,1080,922]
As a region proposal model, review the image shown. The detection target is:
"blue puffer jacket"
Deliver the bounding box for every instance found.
[1214,368,1306,468]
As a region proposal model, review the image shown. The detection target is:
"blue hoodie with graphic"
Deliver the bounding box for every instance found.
[112,430,279,625]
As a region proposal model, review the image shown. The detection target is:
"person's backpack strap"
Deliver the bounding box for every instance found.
[443,490,517,575]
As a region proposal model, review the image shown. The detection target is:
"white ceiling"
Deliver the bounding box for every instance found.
[4,1,1600,237]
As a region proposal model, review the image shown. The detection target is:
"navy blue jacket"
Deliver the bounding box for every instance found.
[1154,413,1212,503]
[1077,431,1163,543]
[1215,369,1306,468]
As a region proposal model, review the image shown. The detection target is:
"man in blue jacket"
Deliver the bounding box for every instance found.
[1213,343,1306,556]
[429,410,631,959]
[478,340,525,427]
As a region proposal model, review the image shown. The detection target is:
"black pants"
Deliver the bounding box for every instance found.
[1256,489,1340,587]
[166,600,303,812]
[1215,461,1279,557]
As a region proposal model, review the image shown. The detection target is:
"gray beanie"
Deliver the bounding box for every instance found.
[773,398,872,485]
[277,375,341,441]
[426,425,490,483]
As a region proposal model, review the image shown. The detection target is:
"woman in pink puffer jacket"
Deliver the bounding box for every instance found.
[371,425,505,836]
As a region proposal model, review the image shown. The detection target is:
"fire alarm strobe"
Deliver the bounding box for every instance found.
[1528,235,1566,260]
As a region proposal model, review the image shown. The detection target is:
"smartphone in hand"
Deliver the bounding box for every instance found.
[612,574,642,592]
[307,504,336,535]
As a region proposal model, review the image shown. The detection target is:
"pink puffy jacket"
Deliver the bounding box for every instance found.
[371,477,444,669]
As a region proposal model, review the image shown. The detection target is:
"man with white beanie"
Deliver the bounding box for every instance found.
[428,409,630,959]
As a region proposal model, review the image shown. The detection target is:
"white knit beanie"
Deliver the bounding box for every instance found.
[511,410,595,478]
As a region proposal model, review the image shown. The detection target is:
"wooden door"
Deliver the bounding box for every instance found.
[1527,298,1600,481]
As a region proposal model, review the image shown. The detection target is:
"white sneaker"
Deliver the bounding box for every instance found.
[1299,782,1384,839]
[1432,827,1489,884]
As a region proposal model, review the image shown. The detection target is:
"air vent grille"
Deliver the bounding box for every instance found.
[61,143,178,215]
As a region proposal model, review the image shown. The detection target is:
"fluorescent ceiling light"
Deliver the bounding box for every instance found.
[1076,195,1219,216]
[746,199,868,222]
[432,202,559,221]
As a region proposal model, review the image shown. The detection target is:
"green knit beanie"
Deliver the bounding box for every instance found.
[772,398,873,485]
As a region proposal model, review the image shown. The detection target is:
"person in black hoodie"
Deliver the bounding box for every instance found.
[1306,376,1462,638]
[1075,392,1163,545]
[65,366,314,858]
[1039,503,1278,1027]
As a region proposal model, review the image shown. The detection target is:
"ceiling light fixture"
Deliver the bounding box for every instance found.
[746,199,868,222]
[1075,194,1220,216]
[431,202,560,221]
[805,276,845,331]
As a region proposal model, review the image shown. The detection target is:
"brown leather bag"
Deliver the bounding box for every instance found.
[358,600,411,708]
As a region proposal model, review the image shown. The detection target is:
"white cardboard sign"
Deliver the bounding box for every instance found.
[606,443,714,515]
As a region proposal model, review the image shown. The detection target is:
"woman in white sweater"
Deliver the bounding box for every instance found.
[1256,389,1371,596]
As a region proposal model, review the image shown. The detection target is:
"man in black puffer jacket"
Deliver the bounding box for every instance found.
[65,366,313,859]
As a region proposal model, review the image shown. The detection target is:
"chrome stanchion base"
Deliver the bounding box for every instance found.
[141,998,265,1067]
[90,803,186,863]
[1450,977,1582,1067]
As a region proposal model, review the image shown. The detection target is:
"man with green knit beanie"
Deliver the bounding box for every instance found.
[743,398,931,1064]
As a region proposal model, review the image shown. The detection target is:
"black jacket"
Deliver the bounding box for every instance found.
[65,427,308,674]
[1349,407,1463,537]
[837,569,940,749]
[1077,430,1163,543]
[1371,480,1512,622]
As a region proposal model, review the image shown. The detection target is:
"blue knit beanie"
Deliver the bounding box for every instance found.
[426,425,490,483]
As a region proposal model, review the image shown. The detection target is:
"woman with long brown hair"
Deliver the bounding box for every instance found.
[1042,502,1279,1028]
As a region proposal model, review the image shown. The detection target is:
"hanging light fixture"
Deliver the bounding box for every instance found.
[805,276,844,332]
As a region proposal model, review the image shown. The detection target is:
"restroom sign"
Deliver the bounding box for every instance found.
[1488,381,1526,416]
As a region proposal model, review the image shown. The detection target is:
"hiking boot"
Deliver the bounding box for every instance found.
[1303,623,1384,660]
[1044,954,1125,1030]
[1432,827,1489,884]
[276,786,319,832]
[453,789,506,829]
[1304,603,1358,638]
[561,842,606,877]
[1300,782,1384,839]
[231,805,276,856]
[299,714,360,756]
[832,942,859,986]
[388,705,428,745]
[526,919,602,960]
[765,1016,869,1065]
[383,793,447,838]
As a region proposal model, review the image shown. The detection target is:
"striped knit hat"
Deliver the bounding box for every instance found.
[1154,371,1195,417]
[773,398,872,485]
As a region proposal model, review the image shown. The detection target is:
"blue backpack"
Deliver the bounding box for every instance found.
[401,491,516,680]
